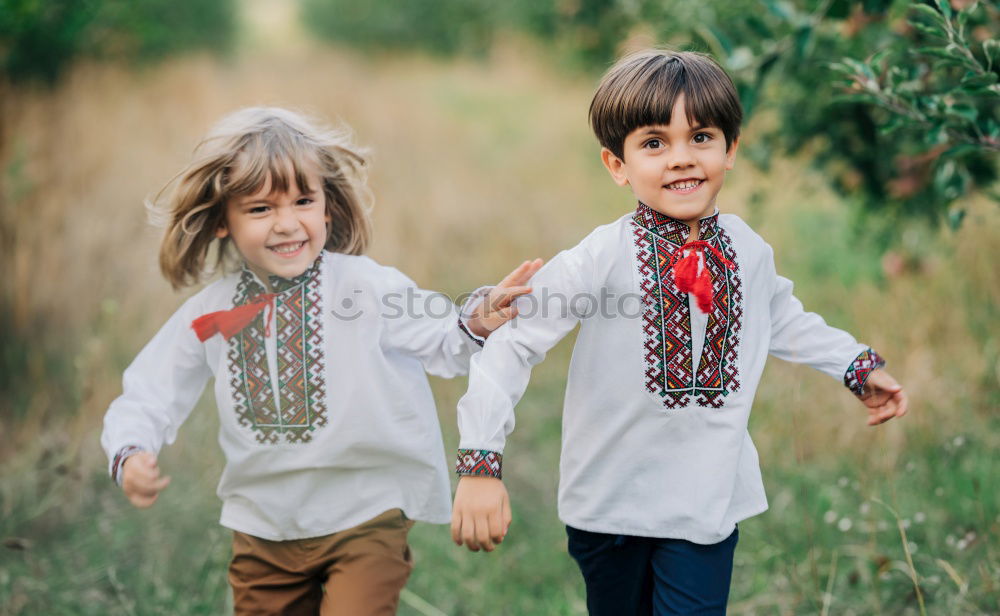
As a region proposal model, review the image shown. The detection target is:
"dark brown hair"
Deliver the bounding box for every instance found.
[589,49,743,159]
[153,107,373,289]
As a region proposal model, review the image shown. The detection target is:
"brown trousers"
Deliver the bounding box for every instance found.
[228,509,415,615]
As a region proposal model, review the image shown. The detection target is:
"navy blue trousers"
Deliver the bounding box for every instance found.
[566,525,738,616]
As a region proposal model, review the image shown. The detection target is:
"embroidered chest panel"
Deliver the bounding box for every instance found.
[227,260,327,444]
[632,205,744,409]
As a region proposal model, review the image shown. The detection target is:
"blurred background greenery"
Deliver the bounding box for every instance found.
[0,0,997,614]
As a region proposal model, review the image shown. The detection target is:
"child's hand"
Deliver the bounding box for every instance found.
[451,476,512,552]
[121,451,171,508]
[859,369,908,426]
[467,259,544,338]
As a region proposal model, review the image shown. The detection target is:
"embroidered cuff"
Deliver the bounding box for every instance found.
[457,317,485,347]
[456,449,503,479]
[843,348,886,397]
[457,286,493,347]
[110,445,146,487]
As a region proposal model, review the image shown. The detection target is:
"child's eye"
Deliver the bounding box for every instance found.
[248,206,270,214]
[692,133,712,144]
[296,197,314,206]
[644,138,663,150]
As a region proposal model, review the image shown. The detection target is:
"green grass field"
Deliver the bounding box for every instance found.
[1,4,997,614]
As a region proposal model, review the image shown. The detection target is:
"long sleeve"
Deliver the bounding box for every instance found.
[766,246,884,395]
[100,295,212,482]
[455,248,591,478]
[378,269,488,379]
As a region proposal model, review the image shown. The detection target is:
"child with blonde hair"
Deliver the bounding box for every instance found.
[101,106,540,614]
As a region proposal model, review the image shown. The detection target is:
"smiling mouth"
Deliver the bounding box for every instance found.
[268,241,306,255]
[664,179,704,191]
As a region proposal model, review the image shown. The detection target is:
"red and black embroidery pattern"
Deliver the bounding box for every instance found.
[633,203,743,409]
[844,348,885,397]
[456,449,503,479]
[228,257,327,444]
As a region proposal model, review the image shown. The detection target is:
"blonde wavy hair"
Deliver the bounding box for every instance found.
[154,106,373,289]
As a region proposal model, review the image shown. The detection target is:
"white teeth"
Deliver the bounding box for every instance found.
[667,180,702,190]
[270,241,305,254]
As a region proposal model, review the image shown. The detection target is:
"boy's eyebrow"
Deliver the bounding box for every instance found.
[638,123,716,135]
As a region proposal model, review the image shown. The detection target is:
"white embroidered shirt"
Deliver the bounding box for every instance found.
[455,204,884,544]
[102,251,485,540]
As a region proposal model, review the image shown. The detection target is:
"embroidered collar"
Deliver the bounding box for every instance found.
[632,202,721,245]
[241,252,325,295]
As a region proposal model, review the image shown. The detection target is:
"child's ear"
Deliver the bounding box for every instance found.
[724,136,740,171]
[215,222,229,239]
[600,148,630,187]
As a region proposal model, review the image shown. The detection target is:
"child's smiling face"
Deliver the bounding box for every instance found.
[601,94,739,230]
[216,165,330,284]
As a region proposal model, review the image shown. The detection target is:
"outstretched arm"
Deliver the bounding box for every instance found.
[452,248,591,552]
[765,246,907,427]
[101,295,211,503]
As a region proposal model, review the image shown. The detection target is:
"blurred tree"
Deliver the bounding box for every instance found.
[829,0,998,228]
[302,0,998,230]
[697,0,998,227]
[0,0,236,84]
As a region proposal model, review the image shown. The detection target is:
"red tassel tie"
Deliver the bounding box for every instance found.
[191,293,278,342]
[667,240,735,313]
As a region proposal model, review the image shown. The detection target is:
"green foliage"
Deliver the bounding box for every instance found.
[301,0,999,230]
[0,0,237,84]
[300,0,497,57]
[829,0,999,228]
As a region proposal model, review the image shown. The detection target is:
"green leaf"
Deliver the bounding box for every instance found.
[910,3,947,26]
[942,143,980,159]
[794,25,813,58]
[964,85,1000,98]
[956,8,970,33]
[869,47,893,70]
[947,103,978,123]
[879,115,907,136]
[909,20,947,39]
[917,47,964,63]
[982,39,1000,71]
[830,93,881,106]
[762,0,794,21]
[961,73,998,88]
[947,208,966,230]
[888,66,907,88]
[933,0,952,20]
[746,15,772,40]
[707,24,734,56]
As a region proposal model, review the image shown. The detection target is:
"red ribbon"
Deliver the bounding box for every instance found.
[667,240,735,313]
[191,293,277,342]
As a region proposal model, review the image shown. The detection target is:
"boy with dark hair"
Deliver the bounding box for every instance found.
[450,49,907,614]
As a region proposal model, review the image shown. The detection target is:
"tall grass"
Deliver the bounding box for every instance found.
[1,6,997,614]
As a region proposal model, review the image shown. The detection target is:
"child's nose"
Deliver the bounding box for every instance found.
[666,144,695,168]
[273,206,300,232]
